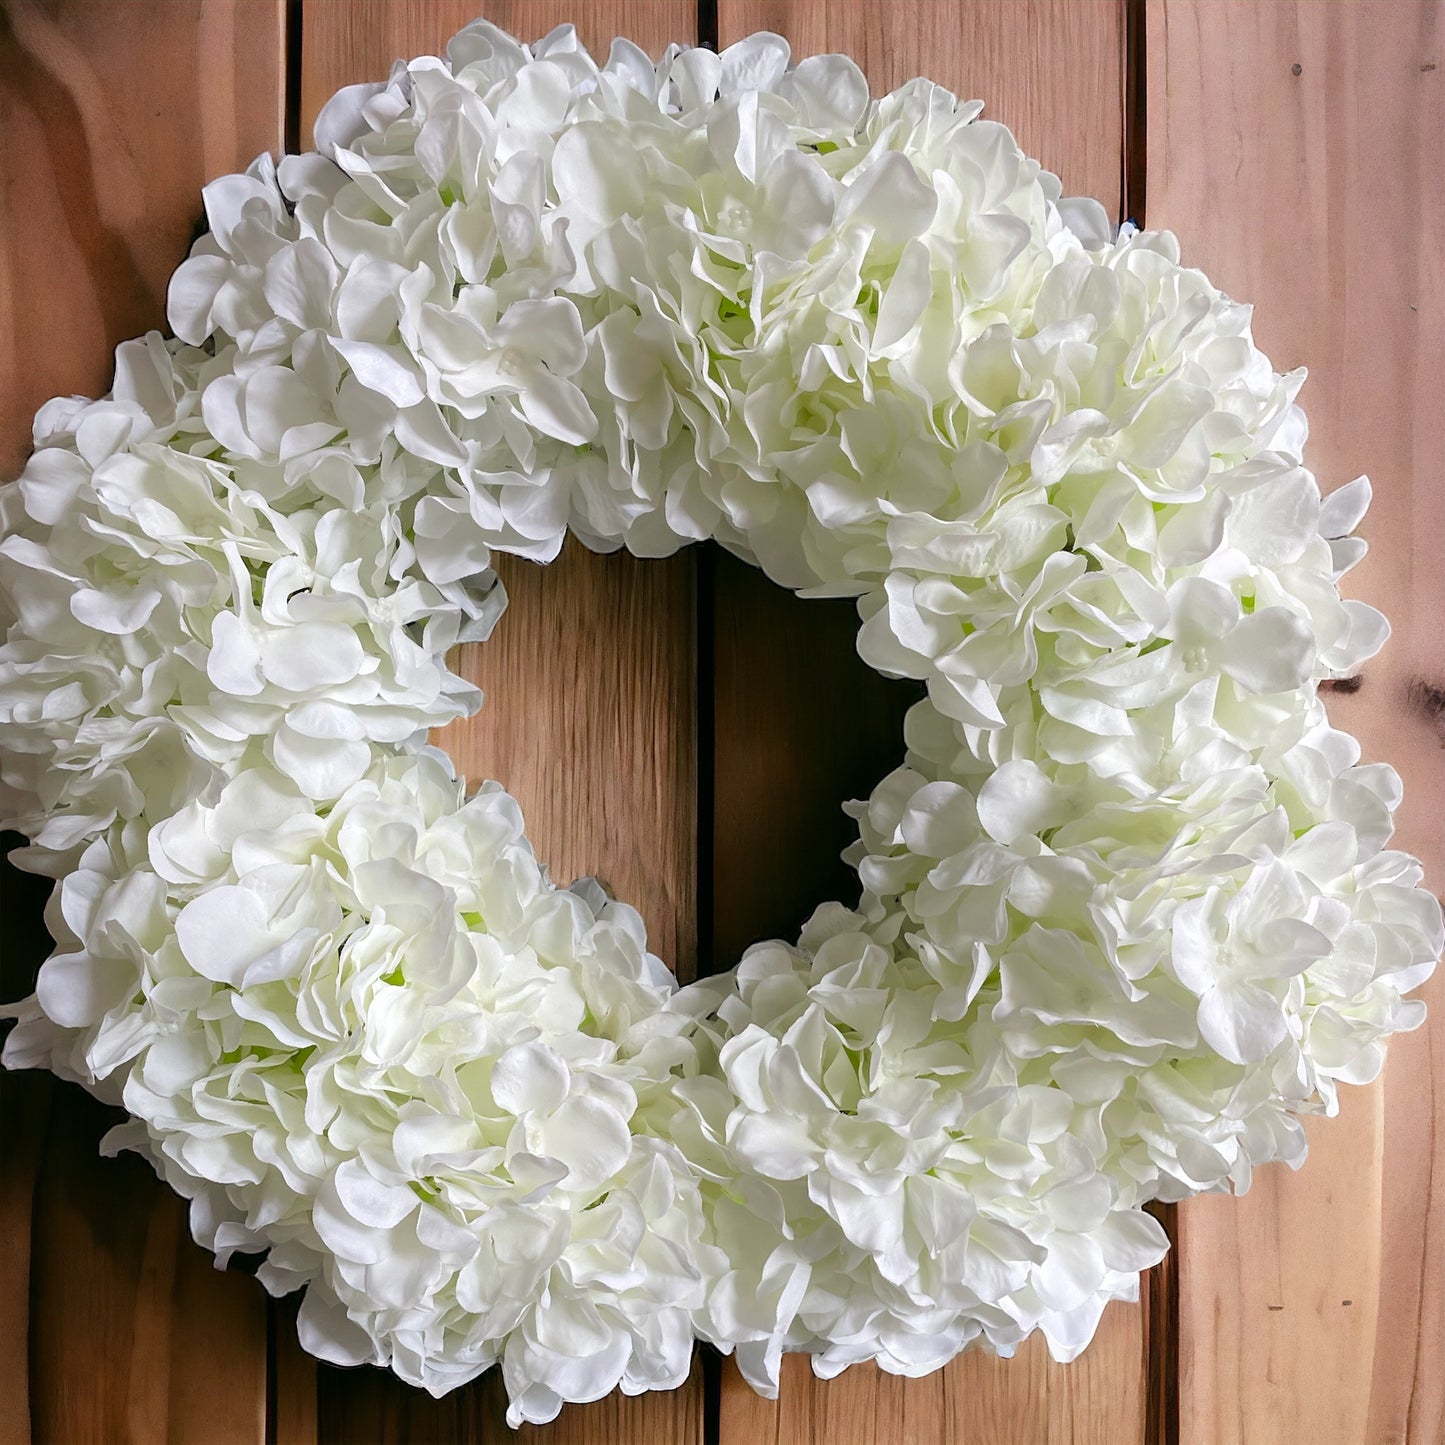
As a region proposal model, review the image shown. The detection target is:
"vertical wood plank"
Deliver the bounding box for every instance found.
[708,551,922,970]
[716,0,1129,207]
[0,4,285,1442]
[316,1356,706,1445]
[296,5,703,1441]
[0,842,51,1445]
[297,0,699,134]
[441,540,697,980]
[1147,4,1444,1442]
[710,4,1142,1444]
[269,1298,320,1445]
[0,0,286,475]
[719,1323,1156,1445]
[28,1094,273,1445]
[301,0,703,983]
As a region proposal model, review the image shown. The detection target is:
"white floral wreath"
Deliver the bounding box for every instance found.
[1,21,1438,1428]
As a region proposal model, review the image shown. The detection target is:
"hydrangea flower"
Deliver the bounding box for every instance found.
[1,19,1436,1425]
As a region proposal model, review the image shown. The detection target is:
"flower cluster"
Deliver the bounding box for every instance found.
[0,333,495,872]
[1,20,1437,1426]
[6,751,715,1422]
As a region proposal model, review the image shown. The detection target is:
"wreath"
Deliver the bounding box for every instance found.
[1,22,1438,1428]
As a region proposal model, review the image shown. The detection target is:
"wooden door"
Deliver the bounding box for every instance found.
[1,3,1440,1442]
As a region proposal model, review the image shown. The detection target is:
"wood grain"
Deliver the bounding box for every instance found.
[316,1355,706,1445]
[441,540,698,979]
[270,1297,320,1445]
[716,0,1128,207]
[0,0,286,476]
[25,1093,270,1445]
[0,845,52,1445]
[1147,3,1445,1442]
[298,4,702,1441]
[0,4,285,1442]
[709,4,1145,1443]
[718,1307,1151,1445]
[297,0,699,153]
[707,550,922,969]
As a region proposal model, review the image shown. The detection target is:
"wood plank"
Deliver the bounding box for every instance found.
[297,0,699,136]
[301,0,702,982]
[708,550,923,969]
[441,540,697,980]
[719,1313,1152,1445]
[297,4,703,1441]
[710,4,1142,1443]
[0,844,53,1445]
[316,1354,707,1445]
[0,0,286,475]
[1146,3,1445,1442]
[269,1298,320,1445]
[25,1093,273,1445]
[715,0,1128,208]
[0,4,285,1442]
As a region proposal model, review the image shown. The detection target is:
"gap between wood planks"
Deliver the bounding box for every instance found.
[1125,7,1178,1442]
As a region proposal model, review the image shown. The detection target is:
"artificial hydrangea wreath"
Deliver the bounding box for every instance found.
[1,20,1439,1428]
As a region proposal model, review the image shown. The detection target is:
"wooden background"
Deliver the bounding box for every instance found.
[1,2,1440,1441]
